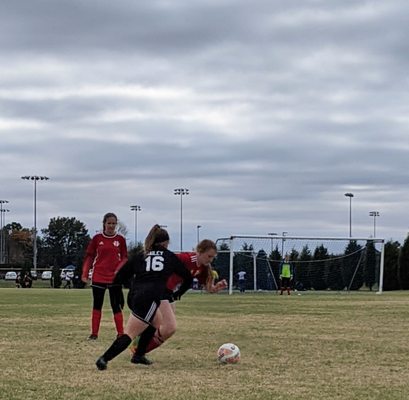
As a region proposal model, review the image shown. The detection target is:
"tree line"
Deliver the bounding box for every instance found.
[2,217,409,291]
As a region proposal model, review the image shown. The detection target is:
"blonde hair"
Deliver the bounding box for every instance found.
[196,239,217,254]
[196,239,217,288]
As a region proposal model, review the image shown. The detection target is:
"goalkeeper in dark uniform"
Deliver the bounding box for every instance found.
[96,224,192,370]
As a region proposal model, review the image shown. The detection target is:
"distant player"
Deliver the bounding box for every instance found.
[237,270,246,293]
[279,254,294,295]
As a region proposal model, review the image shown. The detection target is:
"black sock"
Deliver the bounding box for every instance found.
[102,334,132,361]
[135,325,156,357]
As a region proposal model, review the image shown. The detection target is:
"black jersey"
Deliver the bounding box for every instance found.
[114,245,192,298]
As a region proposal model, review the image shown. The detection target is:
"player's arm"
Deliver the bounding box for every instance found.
[81,237,97,283]
[113,253,142,285]
[81,254,94,283]
[204,265,227,293]
[172,256,193,300]
[117,235,128,272]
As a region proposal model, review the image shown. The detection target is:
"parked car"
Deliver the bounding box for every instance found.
[5,271,17,280]
[41,271,52,280]
[30,270,38,280]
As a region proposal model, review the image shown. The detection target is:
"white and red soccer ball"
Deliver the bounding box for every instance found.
[217,343,240,364]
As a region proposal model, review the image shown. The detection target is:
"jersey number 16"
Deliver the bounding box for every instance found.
[145,255,164,271]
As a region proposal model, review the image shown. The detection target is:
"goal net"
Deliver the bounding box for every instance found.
[214,235,385,294]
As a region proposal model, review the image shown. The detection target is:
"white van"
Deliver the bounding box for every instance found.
[5,271,17,280]
[41,271,52,280]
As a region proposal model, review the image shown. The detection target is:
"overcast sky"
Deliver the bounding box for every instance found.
[1,0,409,252]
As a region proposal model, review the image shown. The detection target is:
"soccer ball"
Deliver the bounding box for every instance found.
[217,343,240,364]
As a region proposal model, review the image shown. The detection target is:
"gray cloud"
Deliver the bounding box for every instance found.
[1,0,409,250]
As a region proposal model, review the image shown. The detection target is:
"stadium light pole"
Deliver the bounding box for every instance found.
[196,225,202,244]
[130,205,141,245]
[0,200,10,264]
[174,188,189,251]
[0,209,10,263]
[0,200,9,264]
[21,176,50,273]
[281,231,288,257]
[369,211,380,238]
[344,193,354,237]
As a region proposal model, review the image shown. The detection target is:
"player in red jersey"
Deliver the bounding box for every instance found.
[81,213,128,340]
[130,239,227,364]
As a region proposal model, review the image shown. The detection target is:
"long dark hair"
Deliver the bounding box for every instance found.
[102,212,117,231]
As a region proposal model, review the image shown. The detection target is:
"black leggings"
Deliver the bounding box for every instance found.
[91,283,124,314]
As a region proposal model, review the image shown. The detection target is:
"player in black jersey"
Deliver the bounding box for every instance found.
[96,224,192,370]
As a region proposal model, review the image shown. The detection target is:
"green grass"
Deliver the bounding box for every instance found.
[1,288,409,399]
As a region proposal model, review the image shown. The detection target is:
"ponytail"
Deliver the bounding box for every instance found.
[144,224,170,255]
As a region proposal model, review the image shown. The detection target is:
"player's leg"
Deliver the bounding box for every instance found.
[108,284,124,337]
[130,307,162,364]
[97,314,150,370]
[97,296,159,370]
[131,300,176,363]
[146,300,177,353]
[129,307,162,354]
[89,284,106,339]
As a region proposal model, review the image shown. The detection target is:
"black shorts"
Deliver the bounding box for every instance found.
[127,282,162,324]
[281,277,291,287]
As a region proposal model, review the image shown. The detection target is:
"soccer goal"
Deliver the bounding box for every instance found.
[214,235,385,295]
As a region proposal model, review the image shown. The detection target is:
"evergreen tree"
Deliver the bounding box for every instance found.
[398,235,409,289]
[364,240,377,291]
[343,240,363,290]
[383,240,400,291]
[233,243,254,291]
[311,244,329,290]
[214,242,230,283]
[327,255,345,291]
[297,245,312,290]
[255,249,274,290]
[269,244,282,288]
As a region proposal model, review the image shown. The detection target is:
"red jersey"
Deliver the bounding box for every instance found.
[166,252,209,291]
[82,233,127,284]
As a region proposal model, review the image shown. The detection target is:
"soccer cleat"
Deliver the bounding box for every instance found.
[131,355,153,365]
[96,357,107,370]
[88,334,98,340]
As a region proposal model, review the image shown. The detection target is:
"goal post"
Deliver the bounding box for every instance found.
[214,235,385,295]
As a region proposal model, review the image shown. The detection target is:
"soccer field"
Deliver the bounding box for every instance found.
[1,288,409,400]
